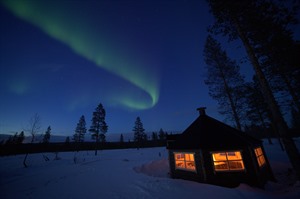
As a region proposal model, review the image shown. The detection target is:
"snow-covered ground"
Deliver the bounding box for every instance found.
[0,139,299,199]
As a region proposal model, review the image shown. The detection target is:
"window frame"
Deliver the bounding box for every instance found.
[173,152,197,172]
[211,150,245,172]
[254,147,266,168]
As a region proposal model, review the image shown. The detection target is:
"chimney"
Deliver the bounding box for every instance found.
[197,107,206,116]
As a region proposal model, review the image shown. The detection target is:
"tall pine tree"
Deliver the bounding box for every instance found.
[89,103,108,155]
[203,35,246,130]
[207,0,300,179]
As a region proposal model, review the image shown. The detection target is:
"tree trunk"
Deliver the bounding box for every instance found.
[23,153,28,168]
[281,73,300,112]
[256,108,273,144]
[234,18,300,180]
[95,135,99,156]
[222,73,242,130]
[217,59,242,130]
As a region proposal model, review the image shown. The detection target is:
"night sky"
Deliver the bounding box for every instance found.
[0,0,250,136]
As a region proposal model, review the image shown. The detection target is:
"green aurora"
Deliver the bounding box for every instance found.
[2,0,160,110]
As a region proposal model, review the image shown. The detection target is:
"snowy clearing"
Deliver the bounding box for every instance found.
[0,139,299,199]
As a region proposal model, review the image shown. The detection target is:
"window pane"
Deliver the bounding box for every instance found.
[228,160,244,170]
[174,153,196,171]
[175,160,185,168]
[227,151,242,160]
[255,147,263,156]
[214,161,228,170]
[212,153,227,161]
[212,151,245,172]
[254,147,266,167]
[258,156,266,166]
[185,153,194,161]
[185,161,196,170]
[175,153,184,161]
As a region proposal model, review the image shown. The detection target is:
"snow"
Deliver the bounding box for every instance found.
[0,139,299,199]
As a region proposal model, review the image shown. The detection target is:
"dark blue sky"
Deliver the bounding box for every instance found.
[0,0,252,136]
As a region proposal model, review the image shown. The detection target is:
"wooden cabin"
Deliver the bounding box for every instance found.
[166,107,275,188]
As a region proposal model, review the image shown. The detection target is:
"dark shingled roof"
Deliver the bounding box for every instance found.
[167,114,261,150]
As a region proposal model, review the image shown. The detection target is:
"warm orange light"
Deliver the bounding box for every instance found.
[212,151,245,171]
[174,152,196,171]
[254,147,266,167]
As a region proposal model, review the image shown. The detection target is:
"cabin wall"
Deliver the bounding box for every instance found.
[249,145,276,186]
[168,145,274,188]
[168,150,205,182]
[202,148,252,187]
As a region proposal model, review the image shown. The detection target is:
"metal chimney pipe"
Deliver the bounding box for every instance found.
[197,107,206,116]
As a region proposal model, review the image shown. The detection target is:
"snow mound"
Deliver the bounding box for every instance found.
[133,159,169,178]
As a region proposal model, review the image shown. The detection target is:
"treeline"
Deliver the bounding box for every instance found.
[0,140,167,156]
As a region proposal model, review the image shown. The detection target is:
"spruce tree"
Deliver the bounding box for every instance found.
[12,132,18,144]
[17,131,25,144]
[120,134,124,143]
[73,115,87,143]
[151,132,158,141]
[158,128,165,140]
[43,126,51,144]
[65,136,70,144]
[133,117,146,149]
[89,103,108,155]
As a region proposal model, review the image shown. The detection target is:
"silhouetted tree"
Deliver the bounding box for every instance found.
[17,131,25,144]
[151,132,158,141]
[12,132,18,144]
[73,115,87,143]
[89,103,108,155]
[244,79,273,144]
[23,113,41,167]
[203,35,246,130]
[120,134,124,143]
[5,135,13,145]
[65,136,70,144]
[291,107,300,131]
[133,117,146,149]
[42,126,51,144]
[207,0,300,179]
[158,128,165,140]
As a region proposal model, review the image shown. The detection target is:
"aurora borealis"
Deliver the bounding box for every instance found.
[2,0,160,110]
[0,0,224,135]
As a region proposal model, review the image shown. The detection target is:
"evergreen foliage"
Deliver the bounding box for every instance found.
[207,0,300,180]
[203,35,246,130]
[133,117,147,148]
[43,126,51,144]
[89,103,108,155]
[151,132,158,141]
[17,131,25,144]
[73,115,87,143]
[5,132,23,145]
[120,134,124,143]
[65,136,70,144]
[158,128,166,140]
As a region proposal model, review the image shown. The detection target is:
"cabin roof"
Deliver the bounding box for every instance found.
[167,113,261,150]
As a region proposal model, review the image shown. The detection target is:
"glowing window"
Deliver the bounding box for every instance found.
[174,152,196,171]
[212,151,245,171]
[254,147,266,167]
